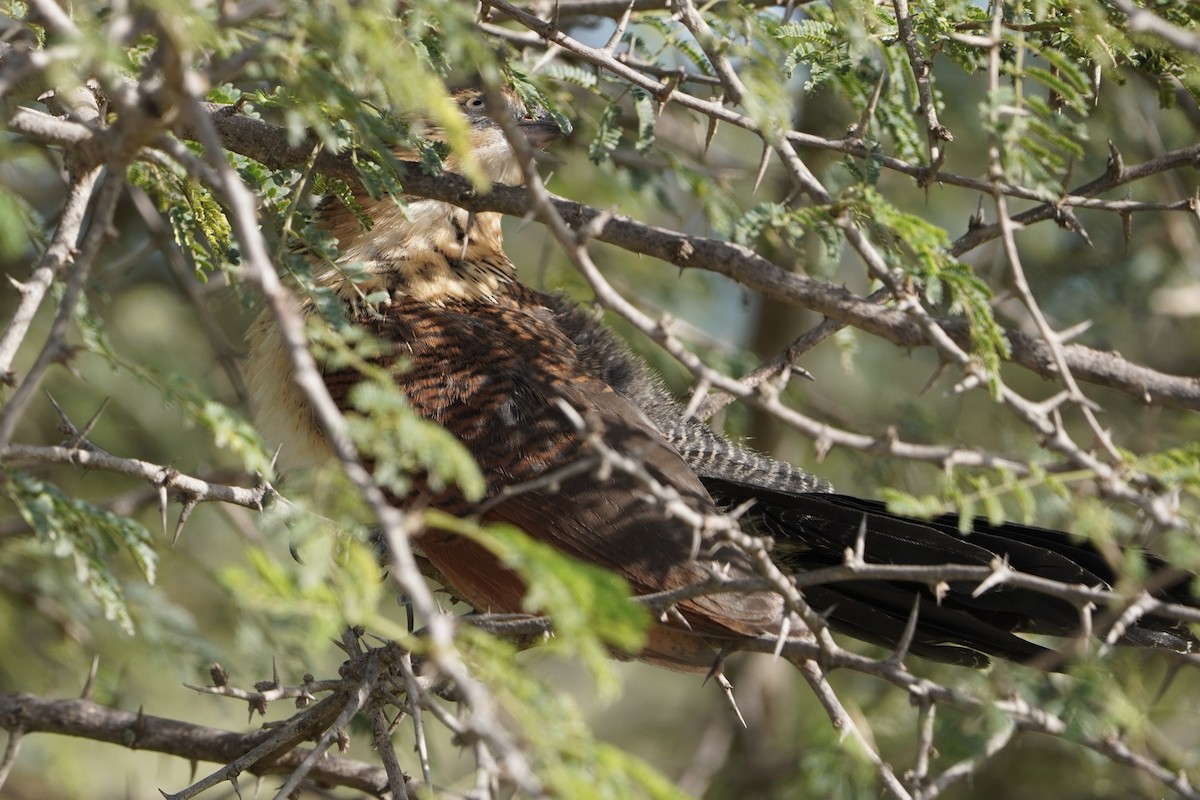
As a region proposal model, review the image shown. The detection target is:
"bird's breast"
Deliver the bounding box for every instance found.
[360,297,592,490]
[244,310,336,473]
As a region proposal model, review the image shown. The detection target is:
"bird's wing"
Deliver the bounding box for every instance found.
[322,296,787,669]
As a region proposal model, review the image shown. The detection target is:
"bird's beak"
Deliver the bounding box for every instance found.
[517,115,564,150]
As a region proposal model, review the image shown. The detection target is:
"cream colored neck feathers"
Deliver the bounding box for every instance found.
[246,89,547,472]
[319,196,515,306]
[317,95,534,307]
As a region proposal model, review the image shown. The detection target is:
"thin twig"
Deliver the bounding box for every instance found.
[0,168,121,449]
[0,164,101,382]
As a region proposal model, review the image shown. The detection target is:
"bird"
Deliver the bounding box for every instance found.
[245,86,1197,672]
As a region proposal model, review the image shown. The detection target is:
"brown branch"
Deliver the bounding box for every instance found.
[491,0,791,21]
[892,0,952,178]
[653,558,1200,630]
[23,94,1160,520]
[0,692,389,796]
[795,657,911,800]
[731,634,1200,800]
[487,8,1199,230]
[153,106,1197,412]
[2,443,274,510]
[0,167,121,450]
[674,0,746,104]
[7,6,1199,798]
[0,163,100,385]
[949,142,1200,256]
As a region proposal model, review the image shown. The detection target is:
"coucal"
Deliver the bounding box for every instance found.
[246,88,1197,672]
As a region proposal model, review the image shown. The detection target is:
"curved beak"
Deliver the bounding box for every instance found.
[517,116,564,150]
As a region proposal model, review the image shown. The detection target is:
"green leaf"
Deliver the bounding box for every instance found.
[1134,443,1200,495]
[1025,66,1088,110]
[631,87,656,155]
[879,488,946,520]
[504,63,575,137]
[0,184,33,260]
[844,185,1009,390]
[775,19,839,81]
[458,625,687,800]
[432,512,649,697]
[347,382,486,500]
[541,63,599,90]
[3,469,157,635]
[589,102,624,165]
[128,159,237,278]
[317,321,485,500]
[218,532,403,656]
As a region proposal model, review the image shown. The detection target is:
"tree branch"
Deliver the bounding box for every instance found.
[2,443,273,511]
[170,107,1200,412]
[0,692,390,796]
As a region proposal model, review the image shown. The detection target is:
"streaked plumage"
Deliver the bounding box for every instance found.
[246,88,1197,671]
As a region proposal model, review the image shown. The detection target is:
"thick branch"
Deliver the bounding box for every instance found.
[8,105,1198,411]
[492,0,788,21]
[0,692,389,796]
[0,104,1130,412]
[0,164,101,384]
[195,107,1200,412]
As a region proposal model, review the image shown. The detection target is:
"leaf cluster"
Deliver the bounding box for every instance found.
[2,469,156,634]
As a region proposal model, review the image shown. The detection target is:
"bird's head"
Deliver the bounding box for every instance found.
[313,85,563,306]
[438,87,563,186]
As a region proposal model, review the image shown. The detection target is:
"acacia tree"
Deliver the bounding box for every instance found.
[2,1,1200,798]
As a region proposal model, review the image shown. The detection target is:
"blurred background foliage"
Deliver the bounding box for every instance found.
[2,0,1200,797]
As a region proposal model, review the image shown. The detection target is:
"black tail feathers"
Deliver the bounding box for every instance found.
[704,479,1198,667]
